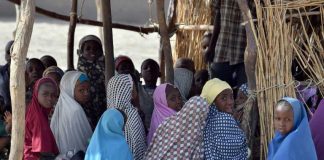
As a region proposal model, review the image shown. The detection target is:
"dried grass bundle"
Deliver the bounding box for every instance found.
[253,0,324,159]
[173,0,213,70]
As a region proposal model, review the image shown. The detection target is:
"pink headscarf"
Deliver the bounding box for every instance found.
[147,84,177,144]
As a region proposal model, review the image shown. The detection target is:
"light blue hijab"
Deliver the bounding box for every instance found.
[268,97,317,160]
[85,108,133,160]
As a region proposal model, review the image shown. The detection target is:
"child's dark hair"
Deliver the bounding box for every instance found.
[26,58,46,71]
[141,59,160,71]
[40,55,57,68]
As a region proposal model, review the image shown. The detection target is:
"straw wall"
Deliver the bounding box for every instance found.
[173,0,213,70]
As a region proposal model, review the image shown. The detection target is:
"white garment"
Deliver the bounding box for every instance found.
[50,71,93,154]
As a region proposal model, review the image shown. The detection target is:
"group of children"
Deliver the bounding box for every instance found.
[0,33,323,160]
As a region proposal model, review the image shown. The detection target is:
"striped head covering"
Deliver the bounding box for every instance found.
[174,68,194,102]
[145,96,209,160]
[106,74,146,160]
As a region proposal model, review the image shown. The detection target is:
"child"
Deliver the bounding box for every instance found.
[268,97,317,160]
[145,96,209,159]
[138,59,160,130]
[310,99,324,159]
[174,58,195,73]
[77,35,106,127]
[25,58,46,105]
[40,55,57,68]
[24,78,59,159]
[201,32,212,58]
[107,74,146,160]
[201,78,248,159]
[0,40,13,111]
[115,55,136,75]
[147,84,183,144]
[234,83,249,122]
[50,71,93,155]
[85,108,133,160]
[193,69,209,95]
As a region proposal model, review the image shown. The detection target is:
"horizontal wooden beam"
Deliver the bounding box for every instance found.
[7,0,158,34]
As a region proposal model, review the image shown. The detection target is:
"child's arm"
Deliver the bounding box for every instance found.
[4,111,12,135]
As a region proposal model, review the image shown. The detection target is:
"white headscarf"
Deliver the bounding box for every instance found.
[107,74,147,160]
[50,71,93,154]
[174,68,194,102]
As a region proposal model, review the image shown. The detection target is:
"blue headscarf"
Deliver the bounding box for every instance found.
[85,108,133,160]
[204,106,248,160]
[268,97,317,160]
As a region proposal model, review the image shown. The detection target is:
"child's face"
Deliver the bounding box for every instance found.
[82,41,101,62]
[214,89,234,114]
[201,36,211,55]
[194,73,208,91]
[235,90,248,106]
[141,61,159,84]
[166,85,183,112]
[37,82,58,109]
[26,63,45,85]
[274,104,294,135]
[74,80,90,105]
[117,61,134,74]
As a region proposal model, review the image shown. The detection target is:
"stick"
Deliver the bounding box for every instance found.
[9,0,35,159]
[67,0,77,70]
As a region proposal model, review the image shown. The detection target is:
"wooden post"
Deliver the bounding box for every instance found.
[9,0,35,159]
[101,0,115,83]
[156,0,174,84]
[236,0,259,158]
[159,39,165,83]
[67,0,77,70]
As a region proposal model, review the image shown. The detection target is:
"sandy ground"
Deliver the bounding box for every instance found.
[0,17,169,72]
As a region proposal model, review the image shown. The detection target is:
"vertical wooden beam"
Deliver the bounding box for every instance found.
[156,0,174,84]
[9,0,35,159]
[67,0,77,70]
[159,40,165,83]
[101,0,115,83]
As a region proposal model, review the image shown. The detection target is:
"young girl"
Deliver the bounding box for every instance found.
[268,97,317,160]
[147,83,182,144]
[107,74,146,160]
[24,78,58,159]
[77,35,106,128]
[85,108,133,160]
[201,78,248,160]
[50,71,93,155]
[145,96,209,159]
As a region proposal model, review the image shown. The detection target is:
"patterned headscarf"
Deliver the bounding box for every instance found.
[204,106,248,159]
[174,68,194,102]
[42,66,64,77]
[106,74,147,160]
[239,83,249,96]
[77,35,106,128]
[145,96,209,160]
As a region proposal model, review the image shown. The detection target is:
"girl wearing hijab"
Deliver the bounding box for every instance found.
[174,68,194,102]
[201,78,248,160]
[50,71,93,155]
[147,83,182,144]
[85,108,133,160]
[24,78,59,159]
[145,96,209,159]
[77,35,106,128]
[107,74,146,160]
[310,99,324,160]
[268,97,317,160]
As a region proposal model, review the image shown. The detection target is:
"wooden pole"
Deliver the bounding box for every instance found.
[9,0,35,159]
[157,0,174,84]
[236,0,259,158]
[159,39,165,83]
[101,0,115,83]
[67,0,77,70]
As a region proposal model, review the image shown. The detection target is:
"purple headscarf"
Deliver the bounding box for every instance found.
[310,99,324,160]
[147,84,177,145]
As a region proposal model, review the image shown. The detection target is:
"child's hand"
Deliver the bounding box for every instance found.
[4,111,12,125]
